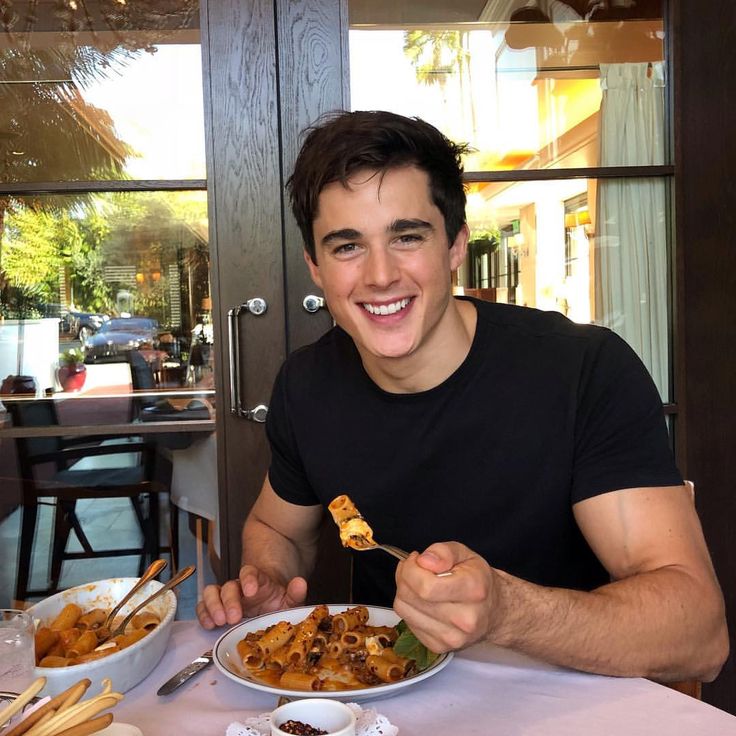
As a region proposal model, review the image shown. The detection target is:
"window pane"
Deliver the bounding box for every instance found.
[461,176,671,400]
[348,1,667,170]
[0,2,205,182]
[0,190,213,423]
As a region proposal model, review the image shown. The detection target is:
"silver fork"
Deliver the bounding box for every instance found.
[350,535,452,576]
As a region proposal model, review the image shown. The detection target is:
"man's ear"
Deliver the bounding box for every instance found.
[304,249,323,289]
[449,223,470,271]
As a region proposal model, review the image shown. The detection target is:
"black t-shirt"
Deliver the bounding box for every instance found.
[266,298,682,606]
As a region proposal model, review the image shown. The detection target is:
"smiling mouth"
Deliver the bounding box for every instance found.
[361,297,412,316]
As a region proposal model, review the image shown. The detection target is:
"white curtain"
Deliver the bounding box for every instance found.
[595,62,669,399]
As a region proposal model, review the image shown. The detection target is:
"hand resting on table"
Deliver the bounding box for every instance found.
[196,566,307,629]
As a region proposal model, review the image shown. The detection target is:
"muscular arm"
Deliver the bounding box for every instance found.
[394,484,728,681]
[197,476,322,628]
[241,476,323,587]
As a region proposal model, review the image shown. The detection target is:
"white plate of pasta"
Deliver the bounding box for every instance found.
[213,604,453,701]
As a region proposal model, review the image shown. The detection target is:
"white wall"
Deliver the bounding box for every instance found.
[0,319,60,394]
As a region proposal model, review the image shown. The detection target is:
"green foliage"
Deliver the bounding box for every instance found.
[0,204,113,314]
[393,620,440,671]
[1,190,209,329]
[403,30,469,87]
[2,208,67,294]
[59,347,84,366]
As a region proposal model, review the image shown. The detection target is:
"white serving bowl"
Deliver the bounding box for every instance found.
[27,577,177,697]
[270,699,356,736]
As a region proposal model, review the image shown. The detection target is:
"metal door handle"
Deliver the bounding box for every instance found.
[227,298,269,422]
[302,294,325,313]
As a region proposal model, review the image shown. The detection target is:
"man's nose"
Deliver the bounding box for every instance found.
[364,247,399,288]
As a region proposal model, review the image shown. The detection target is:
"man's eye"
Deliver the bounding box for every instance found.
[334,243,358,255]
[396,233,423,245]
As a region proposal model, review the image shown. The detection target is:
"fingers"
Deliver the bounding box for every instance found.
[239,565,265,599]
[283,577,308,608]
[220,579,248,623]
[196,568,309,630]
[196,581,244,629]
[394,544,495,652]
[415,542,470,575]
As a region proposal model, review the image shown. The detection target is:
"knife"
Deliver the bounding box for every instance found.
[157,650,214,696]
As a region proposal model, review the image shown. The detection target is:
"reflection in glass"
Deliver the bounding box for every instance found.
[0,1,204,182]
[460,177,669,400]
[348,1,666,170]
[0,191,213,419]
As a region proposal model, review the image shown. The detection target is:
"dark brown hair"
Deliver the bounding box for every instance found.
[287,110,469,261]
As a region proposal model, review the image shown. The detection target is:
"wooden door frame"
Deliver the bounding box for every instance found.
[202,0,352,598]
[672,0,736,712]
[201,0,286,579]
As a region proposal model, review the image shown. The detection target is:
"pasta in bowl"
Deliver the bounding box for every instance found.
[213,605,453,701]
[27,577,177,697]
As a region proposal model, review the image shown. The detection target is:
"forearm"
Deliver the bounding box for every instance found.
[490,565,728,682]
[241,510,319,585]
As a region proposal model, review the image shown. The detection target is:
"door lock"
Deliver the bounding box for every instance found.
[302,295,325,313]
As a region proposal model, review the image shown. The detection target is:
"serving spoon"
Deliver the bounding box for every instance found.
[101,558,168,632]
[96,565,196,647]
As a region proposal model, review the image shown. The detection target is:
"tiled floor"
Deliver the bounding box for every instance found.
[0,496,217,619]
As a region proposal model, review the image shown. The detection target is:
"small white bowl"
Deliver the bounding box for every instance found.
[270,699,356,736]
[28,577,177,697]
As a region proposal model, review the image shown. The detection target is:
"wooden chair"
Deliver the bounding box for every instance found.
[7,398,173,604]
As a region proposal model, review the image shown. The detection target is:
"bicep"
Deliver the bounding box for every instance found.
[573,484,718,581]
[246,475,323,548]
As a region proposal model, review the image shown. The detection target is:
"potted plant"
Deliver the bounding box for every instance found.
[57,348,87,392]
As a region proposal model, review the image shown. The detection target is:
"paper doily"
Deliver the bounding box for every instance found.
[226,702,398,736]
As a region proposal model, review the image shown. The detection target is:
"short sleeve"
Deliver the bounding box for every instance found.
[572,330,683,503]
[265,363,321,506]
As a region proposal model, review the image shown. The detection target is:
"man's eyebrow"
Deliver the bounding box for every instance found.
[321,228,362,246]
[320,219,433,246]
[389,218,434,233]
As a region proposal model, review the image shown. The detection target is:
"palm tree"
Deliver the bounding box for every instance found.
[0,43,136,301]
[402,30,477,138]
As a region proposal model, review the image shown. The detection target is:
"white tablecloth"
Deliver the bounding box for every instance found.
[169,433,219,555]
[113,621,736,736]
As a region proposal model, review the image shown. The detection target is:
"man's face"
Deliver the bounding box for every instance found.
[306,165,468,370]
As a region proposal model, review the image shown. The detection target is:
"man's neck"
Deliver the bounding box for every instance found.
[359,298,477,394]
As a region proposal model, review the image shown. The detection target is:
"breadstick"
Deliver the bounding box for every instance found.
[57,680,91,712]
[0,677,47,728]
[28,694,122,736]
[3,679,90,736]
[48,713,113,736]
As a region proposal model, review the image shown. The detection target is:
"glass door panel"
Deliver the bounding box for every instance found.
[348,0,667,171]
[348,0,672,401]
[462,176,670,400]
[0,0,213,609]
[1,190,213,412]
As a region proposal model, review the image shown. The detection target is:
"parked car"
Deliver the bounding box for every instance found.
[83,316,161,362]
[38,303,75,335]
[37,303,109,340]
[69,309,110,341]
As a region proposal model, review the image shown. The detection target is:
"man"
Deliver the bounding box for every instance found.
[198,110,728,682]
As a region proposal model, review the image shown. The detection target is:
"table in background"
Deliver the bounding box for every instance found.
[115,620,736,736]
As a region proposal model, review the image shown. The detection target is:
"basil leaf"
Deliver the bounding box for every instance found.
[393,620,440,672]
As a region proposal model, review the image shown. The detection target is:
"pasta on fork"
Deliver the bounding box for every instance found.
[327,495,375,549]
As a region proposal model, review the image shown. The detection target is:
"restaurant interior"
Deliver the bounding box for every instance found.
[1,0,735,726]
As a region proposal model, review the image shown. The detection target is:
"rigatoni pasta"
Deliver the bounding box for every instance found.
[34,604,163,668]
[235,605,420,691]
[328,495,375,549]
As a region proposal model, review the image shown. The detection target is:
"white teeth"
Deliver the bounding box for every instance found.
[363,298,410,315]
